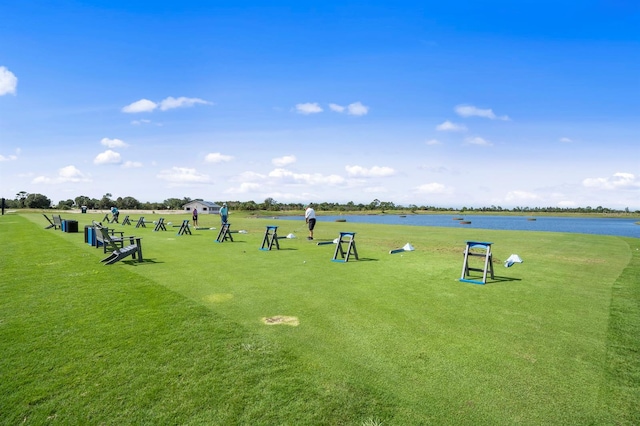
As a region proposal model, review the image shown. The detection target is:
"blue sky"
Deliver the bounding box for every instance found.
[1,1,639,209]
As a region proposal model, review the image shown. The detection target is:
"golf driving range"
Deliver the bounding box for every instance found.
[1,212,638,425]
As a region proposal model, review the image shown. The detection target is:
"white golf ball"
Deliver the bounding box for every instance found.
[303,261,306,264]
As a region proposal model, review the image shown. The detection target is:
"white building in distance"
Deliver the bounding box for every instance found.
[182,200,221,214]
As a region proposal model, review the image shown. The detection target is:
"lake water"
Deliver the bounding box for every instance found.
[277,214,639,238]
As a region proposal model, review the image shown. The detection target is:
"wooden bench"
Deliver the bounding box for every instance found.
[94,223,143,265]
[43,213,62,230]
[93,221,125,253]
[51,214,63,230]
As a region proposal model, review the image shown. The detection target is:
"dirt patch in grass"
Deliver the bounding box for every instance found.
[204,293,234,303]
[262,316,299,326]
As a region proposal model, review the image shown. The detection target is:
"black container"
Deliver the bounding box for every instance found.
[66,220,79,233]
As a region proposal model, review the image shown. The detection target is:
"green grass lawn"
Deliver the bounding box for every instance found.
[1,212,638,425]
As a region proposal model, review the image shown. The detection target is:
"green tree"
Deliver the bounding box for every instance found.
[56,199,74,209]
[98,193,114,209]
[15,191,28,208]
[120,196,141,209]
[25,193,51,209]
[242,200,258,211]
[75,195,91,208]
[262,198,278,211]
[164,198,185,210]
[379,201,395,211]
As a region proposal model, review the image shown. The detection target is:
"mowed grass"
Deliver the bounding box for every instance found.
[1,212,638,425]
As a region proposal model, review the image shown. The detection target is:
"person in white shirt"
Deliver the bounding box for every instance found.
[304,203,316,240]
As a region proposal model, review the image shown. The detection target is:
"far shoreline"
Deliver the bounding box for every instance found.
[14,208,638,220]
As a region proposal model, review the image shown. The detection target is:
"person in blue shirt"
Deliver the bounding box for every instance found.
[219,203,228,225]
[111,206,119,223]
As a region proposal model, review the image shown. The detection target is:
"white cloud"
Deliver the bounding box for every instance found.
[505,190,541,201]
[345,165,395,177]
[205,152,234,163]
[363,186,388,193]
[425,139,441,146]
[32,176,50,184]
[464,136,492,146]
[232,171,267,182]
[347,101,369,116]
[122,99,157,113]
[295,101,368,116]
[583,172,640,190]
[100,137,128,148]
[157,167,211,185]
[269,168,345,185]
[557,200,577,208]
[436,120,466,132]
[0,154,17,161]
[32,165,91,184]
[414,182,451,194]
[131,119,152,125]
[225,182,262,194]
[559,137,572,143]
[295,102,323,114]
[59,165,89,182]
[159,96,212,111]
[272,155,296,167]
[94,150,122,165]
[122,161,143,168]
[268,168,297,181]
[455,104,509,120]
[322,174,346,185]
[0,66,18,95]
[122,96,211,113]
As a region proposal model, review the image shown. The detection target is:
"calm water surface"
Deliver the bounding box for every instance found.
[278,214,639,238]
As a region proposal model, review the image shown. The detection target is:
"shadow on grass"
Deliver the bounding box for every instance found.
[461,275,522,285]
[260,248,298,251]
[213,240,247,244]
[115,258,164,266]
[489,275,522,284]
[330,257,378,262]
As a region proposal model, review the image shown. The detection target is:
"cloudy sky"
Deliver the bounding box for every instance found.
[1,1,639,209]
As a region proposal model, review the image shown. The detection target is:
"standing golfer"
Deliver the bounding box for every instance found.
[192,207,198,227]
[305,203,316,240]
[110,206,119,223]
[219,203,228,225]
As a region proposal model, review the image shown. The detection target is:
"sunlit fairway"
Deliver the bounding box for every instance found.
[1,212,638,425]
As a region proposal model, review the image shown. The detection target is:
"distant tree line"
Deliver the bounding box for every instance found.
[3,192,638,214]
